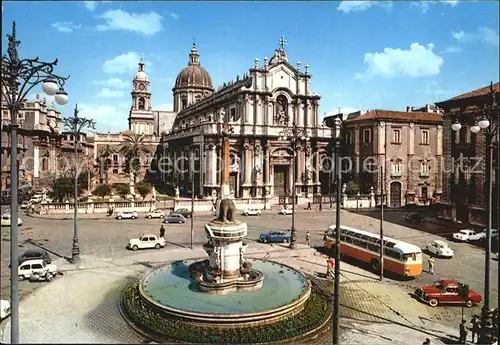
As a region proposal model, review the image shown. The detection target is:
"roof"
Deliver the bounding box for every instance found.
[445,82,499,102]
[343,110,442,124]
[142,234,156,237]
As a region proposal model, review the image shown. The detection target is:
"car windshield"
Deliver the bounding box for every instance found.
[459,230,469,235]
[432,282,445,290]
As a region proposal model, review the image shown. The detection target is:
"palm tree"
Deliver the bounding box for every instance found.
[97,145,115,184]
[119,133,152,183]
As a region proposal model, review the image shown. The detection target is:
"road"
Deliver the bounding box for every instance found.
[1,208,498,325]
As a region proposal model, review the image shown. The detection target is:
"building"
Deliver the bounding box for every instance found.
[340,107,444,207]
[1,94,65,192]
[159,37,333,202]
[436,82,499,227]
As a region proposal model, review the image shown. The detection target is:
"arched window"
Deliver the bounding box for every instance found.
[275,95,289,125]
[181,96,188,110]
[138,98,145,110]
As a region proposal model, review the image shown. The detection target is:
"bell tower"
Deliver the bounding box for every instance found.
[128,60,154,134]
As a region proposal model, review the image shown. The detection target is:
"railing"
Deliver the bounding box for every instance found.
[36,200,157,214]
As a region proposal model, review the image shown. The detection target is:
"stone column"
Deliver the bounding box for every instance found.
[314,147,321,195]
[242,142,252,198]
[210,145,217,186]
[221,138,231,197]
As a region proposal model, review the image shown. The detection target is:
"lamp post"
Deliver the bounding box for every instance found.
[278,122,310,249]
[62,105,96,263]
[450,82,498,343]
[1,21,69,343]
[331,116,342,345]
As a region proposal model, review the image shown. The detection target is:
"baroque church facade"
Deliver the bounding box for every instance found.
[159,37,334,201]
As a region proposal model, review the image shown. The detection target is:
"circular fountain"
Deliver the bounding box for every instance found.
[121,198,331,343]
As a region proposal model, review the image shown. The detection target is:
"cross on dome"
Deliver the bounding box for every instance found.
[279,34,287,51]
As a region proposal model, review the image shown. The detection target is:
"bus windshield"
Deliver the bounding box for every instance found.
[402,252,422,262]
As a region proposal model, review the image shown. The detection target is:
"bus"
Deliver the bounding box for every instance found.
[324,225,423,277]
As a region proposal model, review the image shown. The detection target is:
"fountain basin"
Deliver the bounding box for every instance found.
[138,258,310,326]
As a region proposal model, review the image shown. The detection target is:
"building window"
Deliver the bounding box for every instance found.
[195,95,202,103]
[138,97,145,110]
[181,96,188,110]
[421,186,428,199]
[42,158,48,171]
[70,134,74,141]
[420,162,430,176]
[113,169,118,174]
[113,154,118,163]
[363,129,371,144]
[345,130,353,145]
[392,129,401,144]
[391,162,402,176]
[229,107,237,122]
[420,130,429,145]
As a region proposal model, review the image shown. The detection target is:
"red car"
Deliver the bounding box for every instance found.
[414,279,482,308]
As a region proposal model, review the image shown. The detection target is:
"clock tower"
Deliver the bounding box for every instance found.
[128,61,154,135]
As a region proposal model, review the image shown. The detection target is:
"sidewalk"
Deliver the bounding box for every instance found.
[0,243,463,344]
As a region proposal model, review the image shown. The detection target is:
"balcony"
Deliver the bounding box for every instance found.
[390,172,402,178]
[419,172,430,178]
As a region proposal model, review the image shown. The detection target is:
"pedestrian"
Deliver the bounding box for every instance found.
[422,338,431,345]
[326,258,335,278]
[159,225,165,239]
[459,319,468,344]
[307,202,312,210]
[319,203,323,211]
[427,257,435,275]
[306,231,311,246]
[470,315,480,343]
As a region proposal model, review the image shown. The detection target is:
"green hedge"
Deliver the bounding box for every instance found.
[123,282,331,343]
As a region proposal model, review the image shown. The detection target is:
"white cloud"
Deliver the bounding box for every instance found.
[83,1,96,11]
[337,0,392,13]
[78,103,128,132]
[156,103,173,111]
[169,12,179,19]
[453,27,499,46]
[411,0,458,13]
[51,21,82,33]
[91,77,129,89]
[103,52,143,74]
[96,9,163,36]
[96,88,125,98]
[355,42,444,80]
[442,46,462,53]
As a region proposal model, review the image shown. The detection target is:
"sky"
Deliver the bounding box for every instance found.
[2,0,499,133]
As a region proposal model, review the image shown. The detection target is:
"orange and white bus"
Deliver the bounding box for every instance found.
[324,225,423,277]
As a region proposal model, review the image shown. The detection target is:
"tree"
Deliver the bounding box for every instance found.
[345,181,359,196]
[51,176,73,202]
[93,184,112,198]
[77,171,95,193]
[136,182,152,200]
[97,145,115,184]
[115,183,130,199]
[119,133,151,183]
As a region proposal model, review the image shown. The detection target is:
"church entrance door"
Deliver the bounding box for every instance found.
[273,165,288,196]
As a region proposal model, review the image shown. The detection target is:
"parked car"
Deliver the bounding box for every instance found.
[244,208,262,216]
[173,208,192,218]
[18,259,58,281]
[476,228,499,241]
[20,200,29,209]
[492,252,499,261]
[279,207,295,215]
[259,230,292,243]
[146,209,165,219]
[115,211,138,220]
[0,299,10,320]
[163,213,186,224]
[127,234,166,251]
[413,279,482,307]
[1,213,23,227]
[452,229,482,242]
[405,213,425,224]
[425,240,454,258]
[18,249,52,266]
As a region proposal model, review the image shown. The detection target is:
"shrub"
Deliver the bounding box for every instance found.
[93,184,112,198]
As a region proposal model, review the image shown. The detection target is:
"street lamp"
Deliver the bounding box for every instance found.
[1,21,69,343]
[451,82,498,344]
[278,121,310,249]
[331,116,342,345]
[62,105,96,264]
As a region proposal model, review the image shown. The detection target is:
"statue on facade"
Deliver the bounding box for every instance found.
[305,163,313,181]
[216,198,236,223]
[175,186,180,199]
[218,108,226,123]
[151,186,157,201]
[275,96,289,125]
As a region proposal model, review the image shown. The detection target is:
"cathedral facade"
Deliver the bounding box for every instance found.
[159,37,334,202]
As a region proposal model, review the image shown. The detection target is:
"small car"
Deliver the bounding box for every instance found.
[425,240,454,258]
[127,234,166,251]
[146,209,165,219]
[405,213,425,224]
[0,299,11,320]
[20,200,30,209]
[18,259,58,281]
[244,208,261,216]
[259,230,292,243]
[163,213,186,224]
[475,228,499,241]
[1,213,23,227]
[413,279,482,308]
[115,211,138,220]
[279,207,295,215]
[18,249,52,265]
[492,252,498,261]
[452,229,480,242]
[173,208,192,218]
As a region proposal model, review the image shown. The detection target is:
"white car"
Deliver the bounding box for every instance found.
[116,211,138,220]
[425,240,454,258]
[127,234,166,251]
[475,229,499,241]
[146,210,165,219]
[492,252,498,261]
[18,259,58,281]
[20,200,29,209]
[244,208,261,216]
[0,299,10,320]
[452,229,480,242]
[1,214,23,227]
[279,207,295,215]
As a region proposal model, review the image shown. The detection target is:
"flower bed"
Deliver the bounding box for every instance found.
[122,281,331,343]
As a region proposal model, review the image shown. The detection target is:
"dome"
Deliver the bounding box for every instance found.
[134,62,149,81]
[174,43,213,89]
